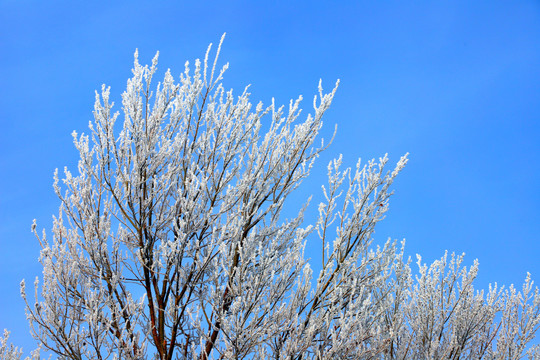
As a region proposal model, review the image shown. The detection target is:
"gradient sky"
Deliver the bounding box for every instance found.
[1,0,540,354]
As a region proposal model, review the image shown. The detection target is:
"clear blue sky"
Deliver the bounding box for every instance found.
[1,0,539,353]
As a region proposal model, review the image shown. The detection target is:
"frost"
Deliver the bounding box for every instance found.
[14,35,540,360]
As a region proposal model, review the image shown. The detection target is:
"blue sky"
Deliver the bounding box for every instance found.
[1,0,540,353]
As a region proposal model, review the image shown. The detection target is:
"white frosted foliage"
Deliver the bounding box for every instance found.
[5,35,539,359]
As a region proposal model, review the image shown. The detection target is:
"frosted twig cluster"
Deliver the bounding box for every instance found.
[8,35,540,359]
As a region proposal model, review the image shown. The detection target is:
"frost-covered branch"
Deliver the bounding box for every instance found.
[15,35,540,360]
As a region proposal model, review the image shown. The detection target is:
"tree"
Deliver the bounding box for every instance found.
[6,35,540,359]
